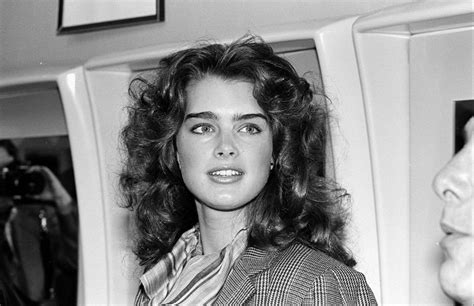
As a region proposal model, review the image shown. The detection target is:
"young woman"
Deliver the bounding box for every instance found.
[120,35,377,305]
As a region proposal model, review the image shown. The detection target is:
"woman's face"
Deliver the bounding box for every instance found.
[176,75,273,212]
[433,117,474,304]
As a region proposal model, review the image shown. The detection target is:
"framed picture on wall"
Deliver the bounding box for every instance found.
[454,100,474,153]
[57,0,164,35]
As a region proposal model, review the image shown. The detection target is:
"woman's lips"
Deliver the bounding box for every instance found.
[207,168,244,184]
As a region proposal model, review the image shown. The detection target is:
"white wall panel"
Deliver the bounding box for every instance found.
[0,0,414,82]
[353,33,410,304]
[314,18,381,301]
[85,70,139,305]
[410,27,474,305]
[353,1,473,304]
[57,68,108,305]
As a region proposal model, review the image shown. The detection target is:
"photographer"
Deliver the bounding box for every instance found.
[0,139,78,306]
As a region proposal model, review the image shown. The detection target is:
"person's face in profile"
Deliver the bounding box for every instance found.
[433,117,474,304]
[176,75,273,212]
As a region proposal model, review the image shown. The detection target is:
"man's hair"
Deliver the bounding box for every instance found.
[0,139,19,162]
[120,35,354,270]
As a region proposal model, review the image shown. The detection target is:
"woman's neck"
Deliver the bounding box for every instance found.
[195,203,247,255]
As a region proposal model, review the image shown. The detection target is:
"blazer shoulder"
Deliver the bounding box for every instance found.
[273,241,353,276]
[280,243,377,304]
[220,242,377,305]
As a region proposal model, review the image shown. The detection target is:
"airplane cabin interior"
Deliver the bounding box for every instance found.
[0,0,472,304]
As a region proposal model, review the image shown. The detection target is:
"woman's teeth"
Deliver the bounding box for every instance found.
[210,169,242,176]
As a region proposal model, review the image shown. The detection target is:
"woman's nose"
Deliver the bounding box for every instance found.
[433,151,473,202]
[214,131,238,158]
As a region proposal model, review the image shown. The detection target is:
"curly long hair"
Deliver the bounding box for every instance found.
[120,35,355,271]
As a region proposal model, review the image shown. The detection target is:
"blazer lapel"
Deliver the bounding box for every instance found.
[215,247,279,304]
[214,259,255,304]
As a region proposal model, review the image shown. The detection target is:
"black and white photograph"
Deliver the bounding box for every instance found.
[0,0,472,305]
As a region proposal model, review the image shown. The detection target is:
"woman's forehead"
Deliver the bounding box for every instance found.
[184,76,262,114]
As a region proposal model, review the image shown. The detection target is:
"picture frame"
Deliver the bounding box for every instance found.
[57,0,164,35]
[454,100,474,153]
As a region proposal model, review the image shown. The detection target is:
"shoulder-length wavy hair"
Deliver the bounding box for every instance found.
[120,35,355,271]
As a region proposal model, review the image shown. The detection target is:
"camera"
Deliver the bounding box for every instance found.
[0,165,46,197]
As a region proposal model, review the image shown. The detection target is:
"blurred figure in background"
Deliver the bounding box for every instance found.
[0,139,78,306]
[433,117,474,305]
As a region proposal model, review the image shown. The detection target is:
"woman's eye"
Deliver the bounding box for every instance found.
[239,124,261,135]
[191,124,214,134]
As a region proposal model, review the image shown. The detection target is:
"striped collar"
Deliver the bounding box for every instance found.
[138,225,248,305]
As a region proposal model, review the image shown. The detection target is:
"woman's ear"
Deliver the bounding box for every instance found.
[270,156,275,170]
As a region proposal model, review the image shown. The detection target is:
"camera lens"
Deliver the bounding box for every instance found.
[18,171,46,195]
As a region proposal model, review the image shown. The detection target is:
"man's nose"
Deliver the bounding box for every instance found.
[433,151,473,202]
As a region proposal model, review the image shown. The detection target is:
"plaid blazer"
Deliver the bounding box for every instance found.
[215,241,377,305]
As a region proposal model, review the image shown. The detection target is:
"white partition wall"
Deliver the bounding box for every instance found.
[410,27,473,304]
[353,1,473,304]
[313,17,381,301]
[57,68,109,305]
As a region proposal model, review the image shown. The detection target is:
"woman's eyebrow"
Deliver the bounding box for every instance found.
[184,111,217,121]
[184,112,268,122]
[233,113,268,122]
